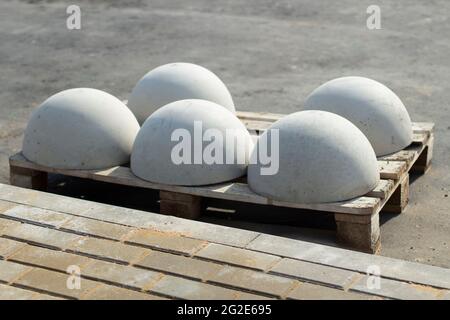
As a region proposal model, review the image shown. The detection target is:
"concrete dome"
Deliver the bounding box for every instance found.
[248,111,379,203]
[304,76,413,156]
[131,99,253,186]
[128,62,235,124]
[23,88,140,169]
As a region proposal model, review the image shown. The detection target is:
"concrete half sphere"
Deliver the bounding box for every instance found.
[128,62,236,124]
[131,99,253,186]
[304,76,413,156]
[23,88,140,169]
[247,111,380,204]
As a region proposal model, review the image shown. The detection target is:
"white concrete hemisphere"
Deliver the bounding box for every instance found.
[131,99,253,186]
[303,76,413,156]
[22,88,140,169]
[247,110,380,204]
[127,62,236,124]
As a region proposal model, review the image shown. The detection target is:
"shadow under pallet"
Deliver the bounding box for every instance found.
[9,111,434,254]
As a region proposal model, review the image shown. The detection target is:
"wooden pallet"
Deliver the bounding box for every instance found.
[9,111,434,254]
[1,183,450,300]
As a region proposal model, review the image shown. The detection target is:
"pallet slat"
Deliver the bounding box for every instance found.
[366,179,395,200]
[378,160,408,180]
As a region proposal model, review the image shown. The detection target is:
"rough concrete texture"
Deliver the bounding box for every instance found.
[22,88,139,169]
[128,62,236,124]
[304,76,413,156]
[0,0,448,267]
[131,99,253,185]
[248,110,379,203]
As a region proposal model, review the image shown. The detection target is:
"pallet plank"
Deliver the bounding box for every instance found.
[378,160,407,180]
[379,149,417,165]
[366,179,395,199]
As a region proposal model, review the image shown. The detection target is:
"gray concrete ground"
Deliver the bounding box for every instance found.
[0,0,449,267]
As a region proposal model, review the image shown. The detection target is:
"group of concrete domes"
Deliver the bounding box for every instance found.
[22,62,413,204]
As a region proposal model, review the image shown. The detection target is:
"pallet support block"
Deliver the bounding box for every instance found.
[159,191,203,220]
[411,133,434,174]
[9,166,47,191]
[334,212,381,254]
[383,174,409,214]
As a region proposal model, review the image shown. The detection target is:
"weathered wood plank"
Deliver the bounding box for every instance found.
[379,149,417,165]
[378,160,408,180]
[366,179,395,199]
